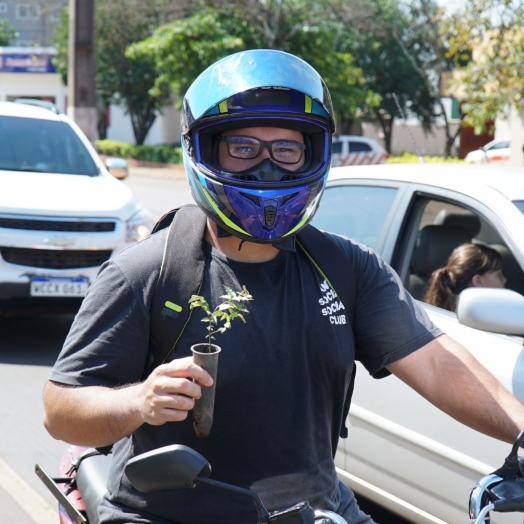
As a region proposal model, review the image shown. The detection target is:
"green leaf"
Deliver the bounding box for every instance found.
[188,284,253,347]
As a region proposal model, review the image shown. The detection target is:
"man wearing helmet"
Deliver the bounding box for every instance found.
[43,50,524,524]
[180,51,334,246]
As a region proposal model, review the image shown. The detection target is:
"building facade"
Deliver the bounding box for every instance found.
[0,0,67,47]
[0,46,66,108]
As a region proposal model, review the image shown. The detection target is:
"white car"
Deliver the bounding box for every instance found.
[311,163,524,524]
[331,135,389,167]
[465,136,511,164]
[0,101,154,308]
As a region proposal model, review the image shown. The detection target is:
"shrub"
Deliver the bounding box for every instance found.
[96,139,182,164]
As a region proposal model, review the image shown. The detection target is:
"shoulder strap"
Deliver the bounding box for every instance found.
[296,224,356,323]
[296,224,357,439]
[97,205,207,455]
[143,204,208,379]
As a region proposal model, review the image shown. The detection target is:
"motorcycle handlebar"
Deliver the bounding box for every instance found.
[313,510,349,523]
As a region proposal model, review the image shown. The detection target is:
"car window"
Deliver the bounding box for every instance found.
[349,141,372,152]
[0,116,99,176]
[488,141,510,150]
[312,185,398,249]
[405,198,524,304]
[332,141,343,154]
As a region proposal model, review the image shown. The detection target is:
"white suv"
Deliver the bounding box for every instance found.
[0,101,154,309]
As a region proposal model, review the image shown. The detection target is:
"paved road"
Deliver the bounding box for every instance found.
[0,313,74,524]
[0,167,409,524]
[123,165,193,221]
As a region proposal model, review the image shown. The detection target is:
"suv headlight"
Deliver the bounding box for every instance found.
[125,207,154,243]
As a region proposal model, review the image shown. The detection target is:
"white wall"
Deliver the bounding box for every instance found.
[106,103,181,145]
[362,121,460,157]
[0,72,67,110]
[495,104,524,167]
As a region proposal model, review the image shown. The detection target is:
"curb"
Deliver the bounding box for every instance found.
[128,166,187,182]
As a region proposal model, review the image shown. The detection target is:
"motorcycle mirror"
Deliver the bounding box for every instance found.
[125,444,211,493]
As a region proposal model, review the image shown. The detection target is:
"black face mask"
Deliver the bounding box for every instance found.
[223,157,312,182]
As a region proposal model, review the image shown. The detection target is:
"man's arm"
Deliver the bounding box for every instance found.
[43,357,213,448]
[386,334,524,444]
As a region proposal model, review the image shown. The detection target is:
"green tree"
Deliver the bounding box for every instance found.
[383,0,459,157]
[0,18,17,46]
[128,2,376,134]
[127,9,245,107]
[52,8,69,85]
[53,0,174,144]
[443,0,524,134]
[348,0,438,152]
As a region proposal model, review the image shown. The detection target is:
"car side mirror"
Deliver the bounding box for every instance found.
[105,157,129,180]
[457,288,524,336]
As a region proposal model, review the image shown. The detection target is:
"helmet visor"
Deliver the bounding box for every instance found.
[183,50,334,132]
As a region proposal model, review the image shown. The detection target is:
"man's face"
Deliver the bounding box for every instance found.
[218,126,305,173]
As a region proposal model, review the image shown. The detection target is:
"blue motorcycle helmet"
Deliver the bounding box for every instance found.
[181,49,335,244]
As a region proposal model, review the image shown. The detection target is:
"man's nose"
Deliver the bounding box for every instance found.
[257,145,272,160]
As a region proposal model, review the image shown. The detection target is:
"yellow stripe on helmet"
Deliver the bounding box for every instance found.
[218,100,228,113]
[304,95,312,114]
[201,186,252,236]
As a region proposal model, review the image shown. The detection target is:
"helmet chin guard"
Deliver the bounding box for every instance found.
[181,50,335,243]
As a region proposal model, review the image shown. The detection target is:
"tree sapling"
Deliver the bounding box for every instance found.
[188,285,253,352]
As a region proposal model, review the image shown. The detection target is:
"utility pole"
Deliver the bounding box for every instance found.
[67,0,98,142]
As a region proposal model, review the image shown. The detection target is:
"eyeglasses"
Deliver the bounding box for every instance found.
[218,135,306,164]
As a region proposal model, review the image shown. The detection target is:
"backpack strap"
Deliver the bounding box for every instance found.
[296,224,357,439]
[296,225,356,323]
[143,204,208,379]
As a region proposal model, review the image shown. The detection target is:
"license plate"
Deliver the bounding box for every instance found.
[30,276,90,297]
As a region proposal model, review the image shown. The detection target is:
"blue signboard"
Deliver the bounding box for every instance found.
[0,53,56,73]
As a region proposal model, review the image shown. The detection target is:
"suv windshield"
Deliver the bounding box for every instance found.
[0,116,99,176]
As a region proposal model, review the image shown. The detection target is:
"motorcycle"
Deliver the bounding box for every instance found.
[35,444,347,524]
[469,429,524,523]
[35,430,524,524]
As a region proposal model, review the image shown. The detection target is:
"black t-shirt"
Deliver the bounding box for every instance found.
[50,228,442,524]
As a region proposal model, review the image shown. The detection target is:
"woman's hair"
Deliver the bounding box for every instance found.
[424,243,503,311]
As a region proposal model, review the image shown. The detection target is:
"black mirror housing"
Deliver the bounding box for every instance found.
[125,444,211,493]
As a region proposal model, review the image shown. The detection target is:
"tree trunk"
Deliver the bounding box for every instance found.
[337,117,357,135]
[444,125,462,158]
[97,99,109,140]
[436,98,462,159]
[130,101,157,145]
[376,113,393,153]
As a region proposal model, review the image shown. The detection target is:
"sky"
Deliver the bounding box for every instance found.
[437,0,466,15]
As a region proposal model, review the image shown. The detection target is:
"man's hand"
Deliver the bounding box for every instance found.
[43,357,213,448]
[387,334,524,445]
[135,357,213,425]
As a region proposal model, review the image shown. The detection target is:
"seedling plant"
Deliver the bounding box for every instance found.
[188,285,253,352]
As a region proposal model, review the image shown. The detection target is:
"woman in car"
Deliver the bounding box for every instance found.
[425,243,507,312]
